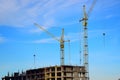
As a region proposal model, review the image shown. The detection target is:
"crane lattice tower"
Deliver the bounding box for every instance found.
[80,5,89,80]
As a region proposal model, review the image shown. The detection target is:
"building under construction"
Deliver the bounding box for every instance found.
[1,0,97,79]
[2,65,86,80]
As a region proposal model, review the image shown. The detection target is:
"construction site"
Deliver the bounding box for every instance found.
[2,65,86,80]
[2,0,97,80]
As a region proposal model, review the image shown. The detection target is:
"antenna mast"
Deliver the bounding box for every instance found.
[33,54,36,69]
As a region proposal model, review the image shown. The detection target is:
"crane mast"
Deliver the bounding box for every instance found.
[80,5,89,80]
[60,29,64,65]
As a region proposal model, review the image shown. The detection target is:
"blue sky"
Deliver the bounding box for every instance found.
[0,0,120,80]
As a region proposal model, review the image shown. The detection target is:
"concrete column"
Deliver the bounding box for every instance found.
[55,66,57,80]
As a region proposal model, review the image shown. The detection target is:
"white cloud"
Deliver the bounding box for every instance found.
[0,0,84,28]
[0,36,6,43]
[0,0,40,27]
[32,38,57,44]
[105,14,114,19]
[0,0,119,28]
[28,28,42,33]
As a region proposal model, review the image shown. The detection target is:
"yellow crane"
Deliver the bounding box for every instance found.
[79,5,89,80]
[79,0,97,80]
[34,23,69,65]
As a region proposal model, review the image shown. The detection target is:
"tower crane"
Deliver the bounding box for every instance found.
[34,23,69,65]
[79,0,97,80]
[80,5,89,80]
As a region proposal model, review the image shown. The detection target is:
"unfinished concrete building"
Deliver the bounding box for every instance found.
[26,65,86,80]
[2,72,26,80]
[2,65,86,80]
